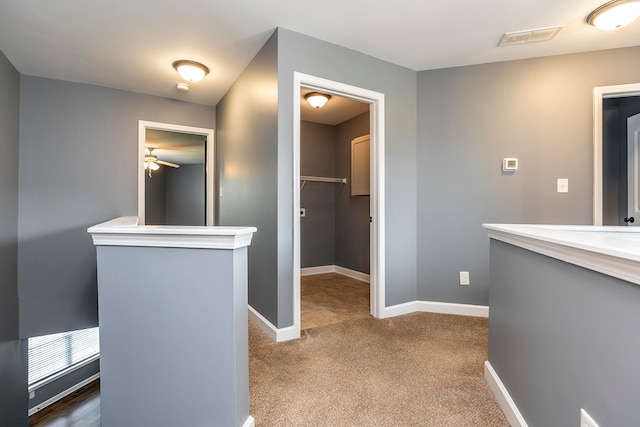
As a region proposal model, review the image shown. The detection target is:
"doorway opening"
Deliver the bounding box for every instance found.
[138,121,215,226]
[593,84,640,225]
[293,72,385,339]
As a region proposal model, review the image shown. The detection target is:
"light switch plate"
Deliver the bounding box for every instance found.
[300,208,306,218]
[503,158,518,171]
[557,178,568,193]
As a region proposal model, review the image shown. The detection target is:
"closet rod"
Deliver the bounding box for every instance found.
[300,175,347,184]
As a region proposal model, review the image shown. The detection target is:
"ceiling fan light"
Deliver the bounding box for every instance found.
[305,92,331,109]
[587,0,640,30]
[148,162,160,171]
[173,60,209,82]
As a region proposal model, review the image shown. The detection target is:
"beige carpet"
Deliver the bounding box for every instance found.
[249,312,509,426]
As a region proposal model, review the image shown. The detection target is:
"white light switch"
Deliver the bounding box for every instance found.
[300,208,306,218]
[557,178,568,193]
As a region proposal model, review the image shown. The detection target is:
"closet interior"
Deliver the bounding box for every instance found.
[299,90,371,330]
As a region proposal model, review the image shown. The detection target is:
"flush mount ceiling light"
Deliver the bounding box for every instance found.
[173,60,209,82]
[587,0,640,30]
[304,92,331,109]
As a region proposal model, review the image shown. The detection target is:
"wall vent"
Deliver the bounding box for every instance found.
[499,26,563,47]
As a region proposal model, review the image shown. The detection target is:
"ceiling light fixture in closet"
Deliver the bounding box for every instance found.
[587,0,640,30]
[305,92,331,109]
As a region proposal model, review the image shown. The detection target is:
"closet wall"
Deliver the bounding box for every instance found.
[300,111,370,274]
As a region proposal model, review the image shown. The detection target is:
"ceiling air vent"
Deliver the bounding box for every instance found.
[498,26,564,47]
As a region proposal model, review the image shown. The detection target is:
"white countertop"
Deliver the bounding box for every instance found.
[88,216,257,249]
[484,224,640,286]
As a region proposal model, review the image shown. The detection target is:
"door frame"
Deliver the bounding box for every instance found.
[138,120,215,225]
[593,83,640,225]
[293,72,386,338]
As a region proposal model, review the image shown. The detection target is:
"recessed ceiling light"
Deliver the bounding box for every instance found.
[173,60,209,83]
[587,0,640,31]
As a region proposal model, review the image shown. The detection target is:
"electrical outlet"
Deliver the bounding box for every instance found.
[557,178,569,193]
[580,409,599,427]
[459,271,470,285]
[29,391,35,399]
[300,208,306,218]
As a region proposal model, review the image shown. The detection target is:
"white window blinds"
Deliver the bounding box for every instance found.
[28,327,100,386]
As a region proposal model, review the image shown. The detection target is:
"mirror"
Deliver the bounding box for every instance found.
[138,121,214,226]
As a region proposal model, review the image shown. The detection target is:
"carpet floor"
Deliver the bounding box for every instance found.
[249,312,509,426]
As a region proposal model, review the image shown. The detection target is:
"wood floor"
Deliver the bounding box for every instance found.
[29,380,100,427]
[28,273,368,426]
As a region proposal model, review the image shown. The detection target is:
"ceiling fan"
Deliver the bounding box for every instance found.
[144,147,180,177]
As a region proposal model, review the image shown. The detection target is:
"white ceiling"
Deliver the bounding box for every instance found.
[1,0,639,107]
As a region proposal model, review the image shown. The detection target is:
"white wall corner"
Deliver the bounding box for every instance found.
[248,305,299,342]
[484,361,528,427]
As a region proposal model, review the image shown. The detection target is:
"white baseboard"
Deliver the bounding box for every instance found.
[248,305,299,342]
[383,300,489,318]
[300,265,335,276]
[300,265,370,283]
[243,415,255,427]
[28,372,100,416]
[484,361,528,427]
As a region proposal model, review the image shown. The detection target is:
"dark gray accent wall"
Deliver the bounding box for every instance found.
[145,167,167,225]
[18,76,215,338]
[300,120,336,268]
[216,31,279,324]
[278,28,418,324]
[602,96,640,225]
[417,46,640,306]
[0,49,28,427]
[335,112,370,274]
[165,164,205,226]
[489,239,640,426]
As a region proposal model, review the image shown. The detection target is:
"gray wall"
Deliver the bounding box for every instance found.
[96,245,250,427]
[18,76,215,338]
[335,112,370,274]
[217,31,279,323]
[300,120,336,268]
[165,164,205,226]
[489,239,640,426]
[277,28,418,325]
[417,46,640,306]
[145,166,167,225]
[0,49,28,427]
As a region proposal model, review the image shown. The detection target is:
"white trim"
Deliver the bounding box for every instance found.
[383,300,489,318]
[484,224,640,285]
[88,217,256,249]
[138,120,215,226]
[593,83,640,225]
[28,373,100,416]
[300,265,336,276]
[334,266,370,283]
[248,305,298,342]
[484,361,528,427]
[300,265,370,283]
[293,72,386,341]
[242,416,255,427]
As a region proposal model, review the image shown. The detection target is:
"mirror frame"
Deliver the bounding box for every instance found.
[138,120,215,226]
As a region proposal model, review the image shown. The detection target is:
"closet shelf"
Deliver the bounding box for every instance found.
[300,175,347,190]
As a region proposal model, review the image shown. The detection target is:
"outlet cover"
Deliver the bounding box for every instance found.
[459,271,470,285]
[580,409,599,427]
[29,391,35,399]
[557,178,569,193]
